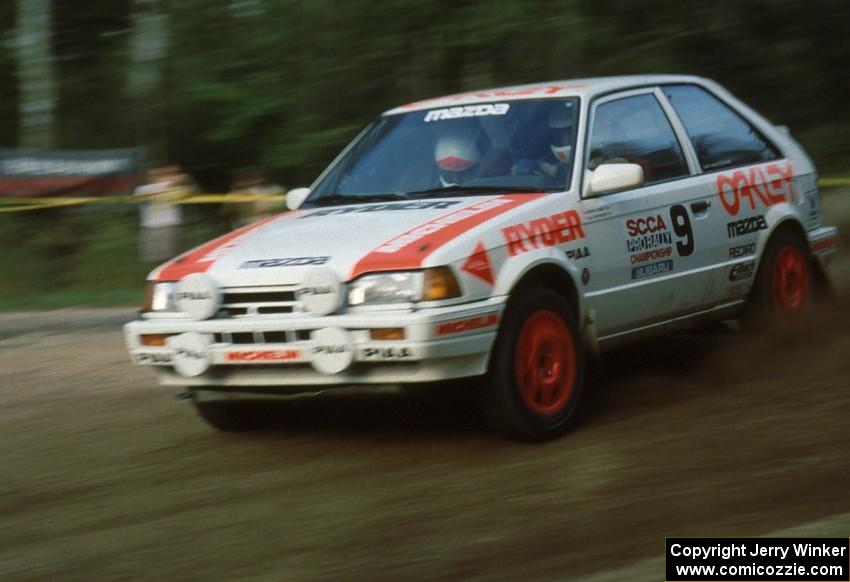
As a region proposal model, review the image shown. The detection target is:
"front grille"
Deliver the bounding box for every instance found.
[218,286,300,318]
[213,286,319,344]
[213,330,315,344]
[222,291,296,304]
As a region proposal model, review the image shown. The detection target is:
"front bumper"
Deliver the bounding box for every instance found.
[124,297,505,388]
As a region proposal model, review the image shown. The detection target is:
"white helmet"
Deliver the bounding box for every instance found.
[548,105,574,164]
[435,135,481,173]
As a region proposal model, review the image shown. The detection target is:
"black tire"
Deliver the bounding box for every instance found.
[479,286,585,441]
[192,398,266,431]
[742,228,813,329]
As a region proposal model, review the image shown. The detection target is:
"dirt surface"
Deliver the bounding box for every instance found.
[1,196,849,581]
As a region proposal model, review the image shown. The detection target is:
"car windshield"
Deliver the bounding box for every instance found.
[306,98,579,206]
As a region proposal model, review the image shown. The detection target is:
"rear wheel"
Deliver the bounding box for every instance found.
[743,229,813,327]
[480,286,585,441]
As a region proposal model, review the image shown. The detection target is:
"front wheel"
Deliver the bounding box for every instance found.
[480,286,585,441]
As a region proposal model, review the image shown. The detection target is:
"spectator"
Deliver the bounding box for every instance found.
[135,165,195,262]
[225,168,285,229]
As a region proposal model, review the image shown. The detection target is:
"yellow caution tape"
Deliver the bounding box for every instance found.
[0,193,286,212]
[173,194,286,204]
[818,178,850,188]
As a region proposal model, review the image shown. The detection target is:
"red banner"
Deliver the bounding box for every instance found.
[0,149,141,198]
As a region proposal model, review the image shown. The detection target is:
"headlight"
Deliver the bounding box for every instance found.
[348,267,461,306]
[143,281,176,312]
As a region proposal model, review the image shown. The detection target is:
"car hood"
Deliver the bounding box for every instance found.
[150,194,547,287]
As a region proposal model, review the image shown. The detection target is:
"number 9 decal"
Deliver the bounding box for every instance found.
[670,204,694,257]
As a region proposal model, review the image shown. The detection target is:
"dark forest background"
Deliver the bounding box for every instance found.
[2,0,848,191]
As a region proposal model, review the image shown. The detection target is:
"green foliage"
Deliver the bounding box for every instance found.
[0,208,228,309]
[1,0,847,181]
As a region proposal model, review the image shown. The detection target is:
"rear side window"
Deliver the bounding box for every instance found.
[588,94,689,185]
[663,84,779,171]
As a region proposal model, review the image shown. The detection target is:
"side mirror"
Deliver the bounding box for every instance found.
[285,187,311,211]
[586,163,644,197]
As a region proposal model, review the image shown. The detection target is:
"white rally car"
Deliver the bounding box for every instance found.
[125,75,838,440]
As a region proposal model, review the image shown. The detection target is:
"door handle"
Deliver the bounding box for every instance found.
[690,200,711,214]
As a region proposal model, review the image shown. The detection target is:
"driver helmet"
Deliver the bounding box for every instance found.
[435,133,481,184]
[548,104,574,164]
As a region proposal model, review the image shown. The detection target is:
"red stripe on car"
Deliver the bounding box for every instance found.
[350,194,544,280]
[155,214,284,281]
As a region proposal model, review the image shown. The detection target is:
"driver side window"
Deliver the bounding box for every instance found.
[588,94,689,186]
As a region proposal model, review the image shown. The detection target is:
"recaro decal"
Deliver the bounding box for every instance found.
[155,213,283,281]
[716,160,795,217]
[350,194,545,279]
[729,243,756,258]
[502,210,585,256]
[461,242,495,286]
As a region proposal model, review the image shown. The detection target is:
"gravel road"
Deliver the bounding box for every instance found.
[1,194,848,581]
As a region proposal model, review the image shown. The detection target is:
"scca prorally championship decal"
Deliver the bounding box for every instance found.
[716,160,795,216]
[240,256,329,269]
[502,210,585,256]
[351,194,545,279]
[626,204,695,264]
[301,199,462,218]
[626,213,673,265]
[727,215,767,238]
[424,103,510,122]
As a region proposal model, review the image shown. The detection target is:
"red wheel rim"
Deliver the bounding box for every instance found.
[772,244,810,316]
[514,310,576,416]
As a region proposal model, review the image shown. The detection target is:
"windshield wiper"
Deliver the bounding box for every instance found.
[309,193,409,207]
[406,185,555,198]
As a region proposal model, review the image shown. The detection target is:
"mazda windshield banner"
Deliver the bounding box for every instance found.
[0,149,140,198]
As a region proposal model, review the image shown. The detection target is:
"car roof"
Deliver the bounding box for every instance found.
[383,75,708,116]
